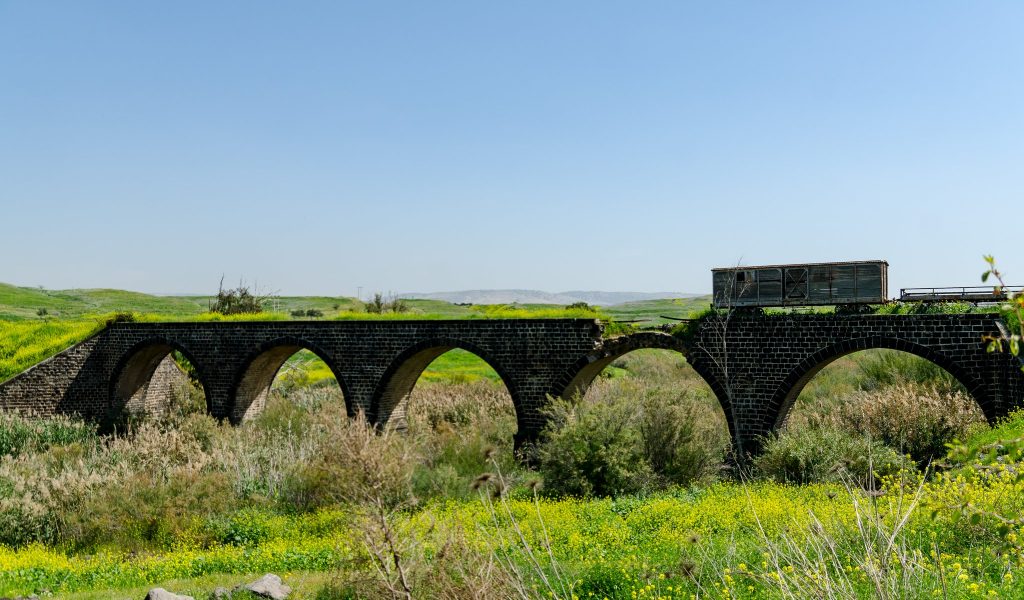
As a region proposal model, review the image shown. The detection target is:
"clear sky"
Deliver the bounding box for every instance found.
[1,2,1021,296]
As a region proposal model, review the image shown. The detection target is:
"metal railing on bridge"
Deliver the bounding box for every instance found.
[899,286,1023,303]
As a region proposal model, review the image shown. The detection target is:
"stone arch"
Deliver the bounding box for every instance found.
[109,337,210,423]
[370,338,519,431]
[231,337,349,423]
[554,332,736,441]
[770,337,992,430]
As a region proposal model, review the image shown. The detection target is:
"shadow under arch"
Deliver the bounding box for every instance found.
[555,332,738,443]
[770,337,992,430]
[230,336,350,424]
[109,337,211,426]
[370,338,520,432]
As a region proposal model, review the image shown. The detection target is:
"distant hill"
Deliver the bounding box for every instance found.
[398,289,702,306]
[0,282,362,321]
[0,281,707,324]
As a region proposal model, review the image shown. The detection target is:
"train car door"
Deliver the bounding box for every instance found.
[783,267,809,304]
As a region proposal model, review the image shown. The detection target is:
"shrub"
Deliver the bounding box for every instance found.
[363,293,408,314]
[286,411,418,511]
[405,380,523,500]
[209,278,265,315]
[538,394,654,497]
[638,389,727,486]
[837,384,984,466]
[537,364,729,497]
[788,381,985,468]
[65,468,236,552]
[106,311,137,324]
[754,426,914,486]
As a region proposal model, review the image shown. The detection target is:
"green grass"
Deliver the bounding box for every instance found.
[5,474,1024,599]
[601,296,713,326]
[0,283,209,321]
[275,348,501,389]
[421,348,500,383]
[0,320,106,382]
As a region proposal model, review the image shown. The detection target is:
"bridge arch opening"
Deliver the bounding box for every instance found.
[111,340,209,425]
[373,342,518,451]
[566,348,733,476]
[777,345,988,465]
[233,340,347,423]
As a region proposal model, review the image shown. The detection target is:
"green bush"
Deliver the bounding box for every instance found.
[754,426,915,486]
[639,390,726,486]
[65,469,236,552]
[379,379,525,500]
[285,412,417,511]
[538,395,654,497]
[537,363,729,497]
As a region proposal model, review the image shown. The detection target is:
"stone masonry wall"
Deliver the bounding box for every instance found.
[684,313,1024,456]
[0,319,603,442]
[1,314,1021,457]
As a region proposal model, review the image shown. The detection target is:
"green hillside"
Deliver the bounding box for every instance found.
[0,283,208,320]
[601,296,712,325]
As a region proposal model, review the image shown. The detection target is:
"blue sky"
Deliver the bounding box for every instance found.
[1,2,1021,296]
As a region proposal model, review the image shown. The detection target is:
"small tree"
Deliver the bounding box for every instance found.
[388,297,409,313]
[365,293,386,314]
[364,293,409,314]
[693,262,755,459]
[209,276,266,315]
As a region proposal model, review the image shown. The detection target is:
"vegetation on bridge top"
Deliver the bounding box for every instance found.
[4,275,1017,386]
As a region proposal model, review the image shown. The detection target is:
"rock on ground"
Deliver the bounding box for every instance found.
[144,589,195,600]
[242,573,291,600]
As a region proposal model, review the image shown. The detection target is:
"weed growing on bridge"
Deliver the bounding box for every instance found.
[982,256,1023,362]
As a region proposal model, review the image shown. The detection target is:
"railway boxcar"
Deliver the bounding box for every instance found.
[712,260,888,308]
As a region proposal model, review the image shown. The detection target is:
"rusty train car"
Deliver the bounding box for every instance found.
[712,260,889,309]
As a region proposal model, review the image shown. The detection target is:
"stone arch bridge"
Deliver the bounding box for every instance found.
[1,314,1021,457]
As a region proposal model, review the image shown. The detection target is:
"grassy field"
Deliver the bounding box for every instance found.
[0,346,1017,599]
[2,280,1020,598]
[0,283,209,321]
[602,296,713,325]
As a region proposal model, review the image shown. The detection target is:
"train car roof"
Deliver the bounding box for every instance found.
[711,260,889,272]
